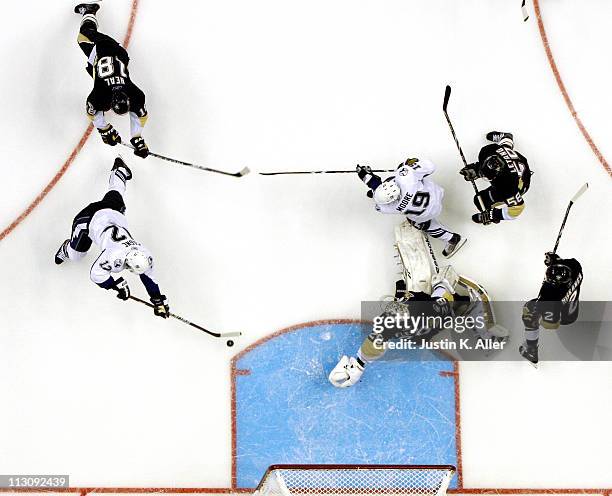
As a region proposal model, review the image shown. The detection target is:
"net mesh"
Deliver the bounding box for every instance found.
[256,465,455,496]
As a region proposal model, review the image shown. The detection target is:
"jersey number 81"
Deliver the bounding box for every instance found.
[97,56,128,79]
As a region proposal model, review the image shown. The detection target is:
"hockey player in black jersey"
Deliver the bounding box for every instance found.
[519,252,583,364]
[460,131,531,225]
[74,2,149,158]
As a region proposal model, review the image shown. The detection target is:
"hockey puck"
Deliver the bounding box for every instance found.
[226,340,235,347]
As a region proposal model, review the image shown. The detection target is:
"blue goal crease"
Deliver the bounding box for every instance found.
[234,322,459,488]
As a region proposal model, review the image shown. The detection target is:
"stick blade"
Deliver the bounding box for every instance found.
[236,166,251,177]
[220,331,243,338]
[571,182,589,203]
[443,85,452,111]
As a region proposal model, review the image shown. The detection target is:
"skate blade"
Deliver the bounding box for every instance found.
[444,238,467,259]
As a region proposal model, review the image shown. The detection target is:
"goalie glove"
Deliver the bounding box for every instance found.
[328,355,364,388]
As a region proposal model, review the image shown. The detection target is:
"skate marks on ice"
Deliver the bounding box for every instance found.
[231,321,458,489]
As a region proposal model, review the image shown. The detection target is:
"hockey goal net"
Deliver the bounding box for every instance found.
[254,465,456,496]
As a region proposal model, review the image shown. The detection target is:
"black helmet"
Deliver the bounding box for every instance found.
[111,86,129,115]
[481,154,504,180]
[545,263,572,286]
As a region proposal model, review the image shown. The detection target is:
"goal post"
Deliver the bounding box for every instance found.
[254,464,456,496]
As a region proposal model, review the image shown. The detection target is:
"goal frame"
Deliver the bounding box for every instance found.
[254,464,456,496]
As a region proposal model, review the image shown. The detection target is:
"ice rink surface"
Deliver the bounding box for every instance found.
[1,0,612,491]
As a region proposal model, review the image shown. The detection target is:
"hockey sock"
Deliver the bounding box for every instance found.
[420,219,454,242]
[109,170,128,195]
[524,328,539,349]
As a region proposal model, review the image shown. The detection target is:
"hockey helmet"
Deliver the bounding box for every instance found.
[481,154,504,180]
[125,246,153,275]
[545,263,571,286]
[111,86,130,115]
[374,179,401,205]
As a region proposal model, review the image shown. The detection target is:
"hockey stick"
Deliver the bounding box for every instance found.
[120,143,250,177]
[128,295,242,346]
[442,85,480,197]
[552,183,588,254]
[258,168,394,176]
[521,0,529,22]
[423,235,440,274]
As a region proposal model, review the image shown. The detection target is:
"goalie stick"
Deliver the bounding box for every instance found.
[552,182,588,254]
[259,168,394,176]
[120,143,250,177]
[442,85,480,198]
[128,295,242,346]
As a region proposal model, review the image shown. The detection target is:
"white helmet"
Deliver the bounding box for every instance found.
[374,179,401,205]
[125,246,153,275]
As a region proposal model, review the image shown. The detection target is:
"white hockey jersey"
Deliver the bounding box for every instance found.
[375,158,444,224]
[87,208,155,285]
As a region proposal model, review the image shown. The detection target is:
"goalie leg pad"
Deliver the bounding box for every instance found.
[395,221,433,294]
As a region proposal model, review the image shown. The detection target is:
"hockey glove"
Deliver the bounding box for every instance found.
[112,277,131,300]
[356,164,372,180]
[471,210,499,225]
[98,124,121,146]
[486,131,513,143]
[150,294,169,319]
[356,164,382,191]
[130,136,149,158]
[460,163,480,181]
[544,251,560,266]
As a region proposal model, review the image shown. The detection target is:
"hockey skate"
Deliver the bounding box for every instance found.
[54,239,70,265]
[519,341,539,366]
[112,156,133,181]
[74,1,100,15]
[442,234,466,258]
[486,131,513,143]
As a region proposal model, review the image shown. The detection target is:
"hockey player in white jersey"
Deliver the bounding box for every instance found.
[356,158,465,258]
[54,157,169,318]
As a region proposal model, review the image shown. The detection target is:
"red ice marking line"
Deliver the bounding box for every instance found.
[0,324,609,495]
[0,0,141,244]
[229,318,369,489]
[533,0,612,178]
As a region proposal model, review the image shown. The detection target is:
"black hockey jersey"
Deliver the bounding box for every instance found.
[85,32,147,118]
[537,258,583,327]
[477,143,531,204]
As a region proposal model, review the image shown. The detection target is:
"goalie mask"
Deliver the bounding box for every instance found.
[111,86,130,115]
[125,246,153,275]
[481,154,504,180]
[545,263,571,286]
[374,179,401,205]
